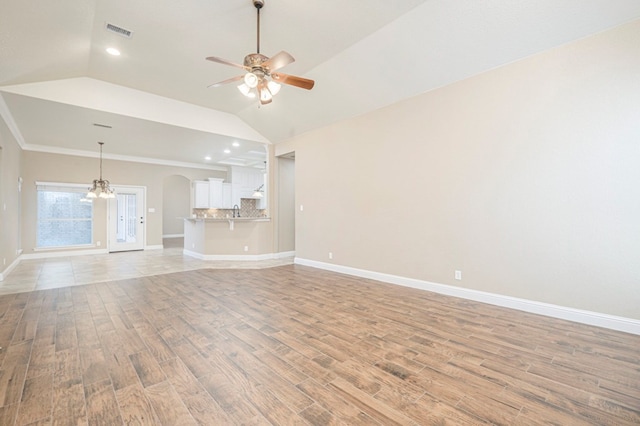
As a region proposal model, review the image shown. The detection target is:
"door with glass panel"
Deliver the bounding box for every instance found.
[109,186,145,252]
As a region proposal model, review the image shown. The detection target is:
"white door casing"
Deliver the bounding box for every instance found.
[109,186,145,252]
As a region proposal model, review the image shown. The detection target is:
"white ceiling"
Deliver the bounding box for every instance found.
[1,0,639,168]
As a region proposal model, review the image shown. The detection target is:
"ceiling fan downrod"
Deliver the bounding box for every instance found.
[254,0,264,54]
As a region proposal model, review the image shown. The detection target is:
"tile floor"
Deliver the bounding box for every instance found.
[0,238,294,296]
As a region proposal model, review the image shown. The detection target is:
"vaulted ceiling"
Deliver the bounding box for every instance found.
[1,0,639,168]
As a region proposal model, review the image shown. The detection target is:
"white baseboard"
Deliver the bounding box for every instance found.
[294,258,640,336]
[162,234,184,239]
[145,245,164,250]
[0,256,21,281]
[184,250,291,262]
[274,251,295,259]
[22,248,109,260]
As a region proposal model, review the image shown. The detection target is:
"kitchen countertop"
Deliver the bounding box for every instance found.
[183,217,270,222]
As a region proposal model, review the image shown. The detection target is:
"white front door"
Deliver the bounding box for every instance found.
[109,186,145,252]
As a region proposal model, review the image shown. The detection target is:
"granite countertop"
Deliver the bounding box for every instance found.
[184,217,270,222]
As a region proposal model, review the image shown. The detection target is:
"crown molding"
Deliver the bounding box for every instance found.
[23,144,228,171]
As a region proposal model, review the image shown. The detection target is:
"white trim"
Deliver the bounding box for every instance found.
[274,251,295,259]
[0,94,26,148]
[145,245,164,250]
[35,181,91,189]
[24,144,228,171]
[294,258,640,336]
[22,248,109,260]
[162,234,184,238]
[0,257,21,281]
[183,250,281,261]
[108,185,146,253]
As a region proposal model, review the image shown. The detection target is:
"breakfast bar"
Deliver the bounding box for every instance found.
[182,217,273,260]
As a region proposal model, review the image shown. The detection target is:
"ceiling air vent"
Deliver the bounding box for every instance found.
[105,22,133,38]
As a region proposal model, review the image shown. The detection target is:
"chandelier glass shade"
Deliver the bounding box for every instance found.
[252,184,264,198]
[237,72,281,103]
[87,142,115,199]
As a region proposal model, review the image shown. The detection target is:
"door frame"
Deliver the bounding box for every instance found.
[108,185,147,252]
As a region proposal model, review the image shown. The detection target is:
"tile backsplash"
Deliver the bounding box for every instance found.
[193,198,266,219]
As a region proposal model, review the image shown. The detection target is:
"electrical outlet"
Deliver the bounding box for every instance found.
[329,252,333,260]
[455,270,462,280]
[299,205,304,211]
[96,241,101,247]
[244,246,249,252]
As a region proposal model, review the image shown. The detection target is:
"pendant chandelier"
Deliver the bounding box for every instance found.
[87,142,115,199]
[252,184,264,198]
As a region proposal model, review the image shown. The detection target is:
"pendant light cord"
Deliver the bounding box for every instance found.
[98,142,104,181]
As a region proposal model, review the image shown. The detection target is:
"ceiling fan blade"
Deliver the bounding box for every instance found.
[207,75,244,88]
[271,72,315,90]
[205,56,248,70]
[263,51,295,72]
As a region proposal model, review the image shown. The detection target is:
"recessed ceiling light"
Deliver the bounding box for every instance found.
[232,141,240,147]
[204,156,211,161]
[224,149,231,154]
[106,47,121,56]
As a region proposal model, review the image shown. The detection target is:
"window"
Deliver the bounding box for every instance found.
[36,183,93,248]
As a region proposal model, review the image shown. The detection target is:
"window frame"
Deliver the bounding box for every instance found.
[35,181,94,250]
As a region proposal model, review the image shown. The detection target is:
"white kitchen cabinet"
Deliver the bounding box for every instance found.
[221,183,233,209]
[230,166,267,209]
[208,178,224,208]
[255,173,266,209]
[230,183,242,208]
[193,180,210,208]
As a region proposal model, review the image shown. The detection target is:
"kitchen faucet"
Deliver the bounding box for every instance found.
[232,204,240,218]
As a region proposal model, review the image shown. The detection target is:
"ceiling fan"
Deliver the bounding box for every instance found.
[206,0,315,105]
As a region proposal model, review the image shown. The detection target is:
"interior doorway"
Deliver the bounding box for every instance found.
[277,153,296,255]
[109,186,145,252]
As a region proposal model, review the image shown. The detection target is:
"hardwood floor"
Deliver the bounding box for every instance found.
[0,265,638,425]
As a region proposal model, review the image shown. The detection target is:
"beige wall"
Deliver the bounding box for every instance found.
[163,175,191,236]
[184,220,273,256]
[0,115,22,276]
[21,151,225,253]
[286,20,640,319]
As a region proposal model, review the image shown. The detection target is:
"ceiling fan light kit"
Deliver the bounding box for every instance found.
[206,0,314,106]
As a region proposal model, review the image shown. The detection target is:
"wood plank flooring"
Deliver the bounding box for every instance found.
[0,265,638,425]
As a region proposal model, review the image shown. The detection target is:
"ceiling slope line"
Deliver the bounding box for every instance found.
[0,94,27,148]
[23,143,228,171]
[0,77,271,144]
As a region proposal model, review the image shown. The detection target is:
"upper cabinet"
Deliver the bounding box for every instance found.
[193,178,228,209]
[193,180,210,208]
[230,166,267,208]
[208,178,225,208]
[192,167,267,210]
